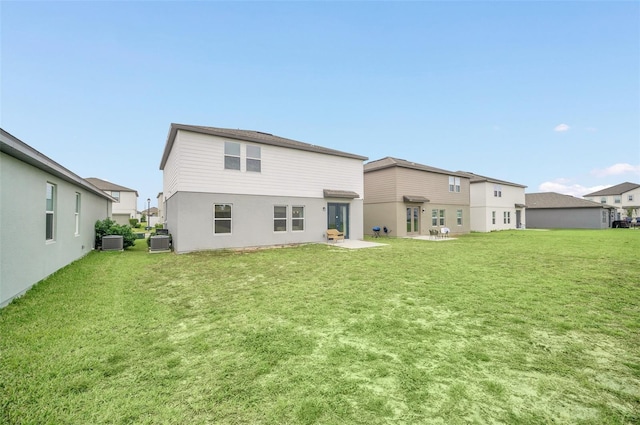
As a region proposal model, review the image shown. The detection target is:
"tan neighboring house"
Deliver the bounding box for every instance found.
[159,123,367,253]
[457,171,527,232]
[583,182,640,221]
[525,192,614,229]
[85,177,139,225]
[363,157,471,237]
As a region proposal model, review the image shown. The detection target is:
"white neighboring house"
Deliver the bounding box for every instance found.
[159,123,368,253]
[1,129,114,307]
[85,177,138,225]
[457,172,527,232]
[583,182,640,221]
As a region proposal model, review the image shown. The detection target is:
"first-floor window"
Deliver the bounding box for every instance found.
[274,206,287,232]
[214,204,232,234]
[503,211,511,224]
[46,182,56,241]
[431,209,438,226]
[456,209,463,226]
[492,211,496,225]
[439,209,445,226]
[292,206,305,231]
[75,192,81,235]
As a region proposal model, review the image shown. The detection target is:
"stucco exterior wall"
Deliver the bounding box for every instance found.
[1,153,111,307]
[165,191,363,253]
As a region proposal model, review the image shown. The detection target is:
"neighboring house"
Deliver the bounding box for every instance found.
[363,157,471,237]
[1,129,114,307]
[457,171,527,232]
[159,123,367,253]
[525,192,615,229]
[85,177,138,225]
[141,207,160,227]
[583,182,640,221]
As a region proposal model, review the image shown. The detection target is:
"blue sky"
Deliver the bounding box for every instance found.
[2,1,639,210]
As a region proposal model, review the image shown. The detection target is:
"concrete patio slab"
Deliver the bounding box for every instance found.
[325,240,388,249]
[408,236,458,242]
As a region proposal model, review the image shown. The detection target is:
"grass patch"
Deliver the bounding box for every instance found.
[1,231,639,424]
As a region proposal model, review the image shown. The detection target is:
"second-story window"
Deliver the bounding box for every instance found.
[449,176,460,192]
[600,197,607,204]
[246,145,261,172]
[224,142,241,170]
[614,196,621,204]
[111,191,120,202]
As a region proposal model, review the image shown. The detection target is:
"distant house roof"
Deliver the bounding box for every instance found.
[141,207,159,215]
[525,192,614,209]
[583,182,640,197]
[159,123,368,170]
[0,129,115,202]
[364,157,467,178]
[456,171,527,188]
[85,177,139,196]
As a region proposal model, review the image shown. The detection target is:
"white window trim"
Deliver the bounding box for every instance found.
[46,182,56,242]
[274,205,287,233]
[75,192,81,236]
[292,205,305,232]
[214,203,233,235]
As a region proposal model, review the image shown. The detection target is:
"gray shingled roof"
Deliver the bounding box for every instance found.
[525,192,613,209]
[457,171,526,188]
[583,182,640,197]
[85,177,139,196]
[159,123,368,170]
[364,157,467,178]
[1,129,115,202]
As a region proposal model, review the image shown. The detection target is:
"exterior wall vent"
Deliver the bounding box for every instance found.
[102,235,124,251]
[150,235,170,251]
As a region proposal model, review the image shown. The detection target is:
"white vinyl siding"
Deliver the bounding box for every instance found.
[164,130,363,199]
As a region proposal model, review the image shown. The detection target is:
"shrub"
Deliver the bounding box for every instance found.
[155,223,163,229]
[129,218,139,227]
[94,218,137,249]
[140,214,147,223]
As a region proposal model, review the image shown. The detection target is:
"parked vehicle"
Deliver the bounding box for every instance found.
[611,220,629,228]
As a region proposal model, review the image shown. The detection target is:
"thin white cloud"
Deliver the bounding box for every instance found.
[554,123,570,132]
[591,163,640,178]
[538,180,608,198]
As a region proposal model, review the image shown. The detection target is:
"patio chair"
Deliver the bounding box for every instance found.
[441,227,450,238]
[326,229,345,243]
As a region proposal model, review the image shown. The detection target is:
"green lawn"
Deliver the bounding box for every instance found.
[1,230,639,424]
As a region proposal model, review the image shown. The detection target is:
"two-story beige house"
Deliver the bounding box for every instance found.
[363,157,471,237]
[159,123,367,253]
[583,182,640,221]
[85,177,138,225]
[457,172,527,232]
